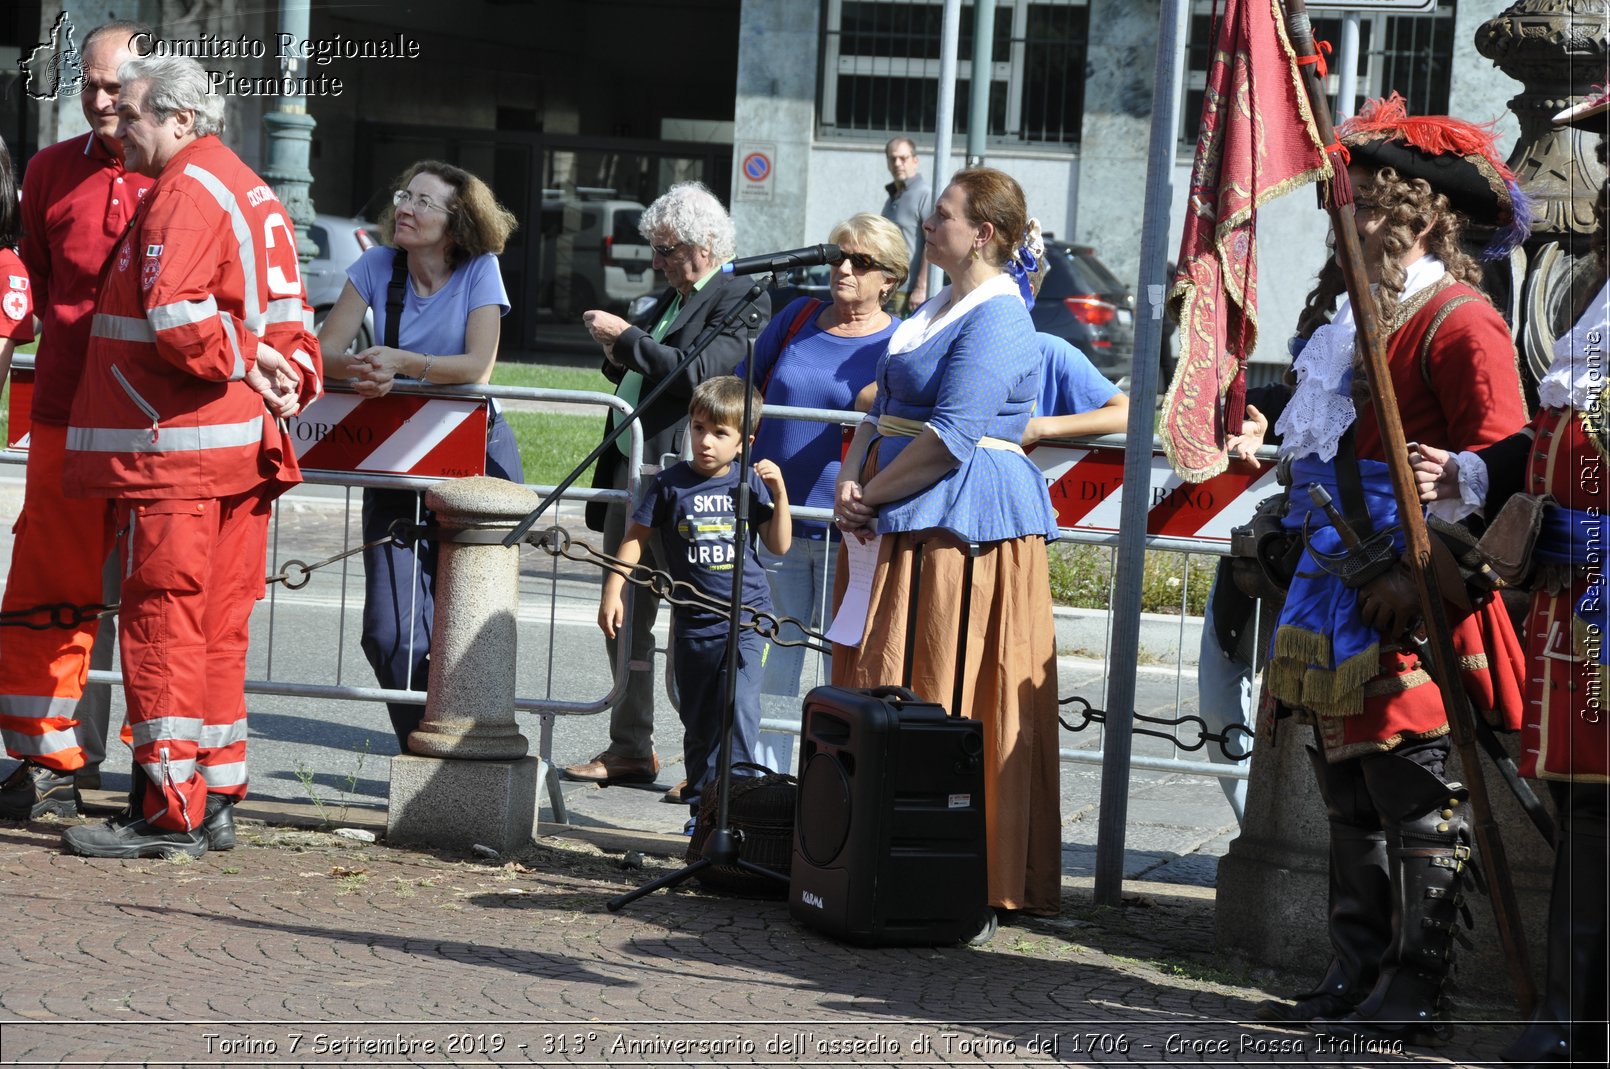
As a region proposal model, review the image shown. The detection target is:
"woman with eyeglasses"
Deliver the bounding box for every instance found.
[317,160,522,750]
[733,212,908,736]
[832,167,1061,925]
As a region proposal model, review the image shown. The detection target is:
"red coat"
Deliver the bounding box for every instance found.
[1316,278,1530,759]
[64,137,321,500]
[1518,404,1609,782]
[18,132,151,424]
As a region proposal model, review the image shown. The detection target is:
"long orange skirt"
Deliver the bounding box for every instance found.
[830,527,1061,915]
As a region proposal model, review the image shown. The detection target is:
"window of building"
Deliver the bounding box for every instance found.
[1178,0,1457,145]
[819,0,1090,146]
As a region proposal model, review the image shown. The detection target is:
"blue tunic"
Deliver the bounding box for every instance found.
[867,294,1060,543]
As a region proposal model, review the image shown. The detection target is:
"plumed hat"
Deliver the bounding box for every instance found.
[1339,94,1532,259]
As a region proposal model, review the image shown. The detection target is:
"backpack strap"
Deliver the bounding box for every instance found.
[758,297,825,398]
[384,250,409,350]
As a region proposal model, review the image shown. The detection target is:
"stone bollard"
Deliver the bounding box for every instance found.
[1215,710,1553,1006]
[387,476,542,854]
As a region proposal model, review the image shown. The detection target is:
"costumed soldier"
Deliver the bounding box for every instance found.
[1412,86,1610,1065]
[1238,96,1534,1044]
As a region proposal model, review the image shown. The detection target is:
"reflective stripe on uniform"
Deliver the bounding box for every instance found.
[131,716,204,748]
[139,757,197,782]
[66,415,263,454]
[182,162,263,332]
[0,693,81,721]
[91,313,156,343]
[0,724,81,758]
[148,295,218,332]
[264,297,304,325]
[198,761,248,788]
[219,309,246,381]
[199,721,248,749]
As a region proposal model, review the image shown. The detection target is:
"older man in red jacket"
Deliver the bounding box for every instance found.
[60,53,322,859]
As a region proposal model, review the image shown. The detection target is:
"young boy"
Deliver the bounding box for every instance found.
[599,376,792,833]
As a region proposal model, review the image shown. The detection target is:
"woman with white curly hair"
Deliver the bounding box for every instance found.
[563,181,772,791]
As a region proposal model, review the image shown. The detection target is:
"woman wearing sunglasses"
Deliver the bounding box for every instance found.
[318,160,522,750]
[734,213,908,737]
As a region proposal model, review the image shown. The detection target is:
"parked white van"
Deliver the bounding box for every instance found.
[540,189,655,318]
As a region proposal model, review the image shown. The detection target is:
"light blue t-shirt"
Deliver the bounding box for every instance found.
[1036,333,1119,417]
[347,246,510,356]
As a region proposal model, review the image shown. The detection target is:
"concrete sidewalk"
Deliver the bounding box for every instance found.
[0,787,1517,1068]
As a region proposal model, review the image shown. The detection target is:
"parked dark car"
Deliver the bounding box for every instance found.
[1029,239,1136,389]
[768,241,1138,387]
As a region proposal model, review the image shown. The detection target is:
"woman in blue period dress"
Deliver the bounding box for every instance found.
[737,213,908,721]
[318,160,523,749]
[832,168,1062,918]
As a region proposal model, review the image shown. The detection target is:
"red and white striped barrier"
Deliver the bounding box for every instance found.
[8,371,489,480]
[5,368,32,450]
[1030,441,1279,548]
[287,393,490,479]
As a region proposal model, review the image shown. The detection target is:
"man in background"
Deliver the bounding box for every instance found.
[879,136,933,313]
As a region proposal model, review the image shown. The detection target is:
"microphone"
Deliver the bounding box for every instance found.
[721,244,845,276]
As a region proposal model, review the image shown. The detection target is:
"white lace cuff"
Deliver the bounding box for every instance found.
[1426,449,1487,524]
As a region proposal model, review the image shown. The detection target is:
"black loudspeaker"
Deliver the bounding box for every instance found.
[788,684,988,945]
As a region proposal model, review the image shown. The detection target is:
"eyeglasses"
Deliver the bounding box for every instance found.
[393,189,452,215]
[842,251,892,274]
[652,242,685,257]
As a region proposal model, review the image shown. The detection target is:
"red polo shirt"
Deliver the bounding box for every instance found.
[18,132,152,425]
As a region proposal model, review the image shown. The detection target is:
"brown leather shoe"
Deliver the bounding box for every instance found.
[661,778,689,804]
[561,751,660,785]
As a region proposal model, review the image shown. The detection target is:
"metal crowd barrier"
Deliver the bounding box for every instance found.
[1,368,1262,810]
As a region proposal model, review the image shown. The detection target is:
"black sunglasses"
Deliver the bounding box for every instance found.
[842,251,891,273]
[652,242,684,257]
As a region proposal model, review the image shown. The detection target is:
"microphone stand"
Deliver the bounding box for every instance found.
[609,270,789,909]
[504,279,766,547]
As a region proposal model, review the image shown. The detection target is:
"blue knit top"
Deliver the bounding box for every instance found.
[866,288,1060,544]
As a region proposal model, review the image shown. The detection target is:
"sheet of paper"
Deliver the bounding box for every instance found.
[824,533,880,647]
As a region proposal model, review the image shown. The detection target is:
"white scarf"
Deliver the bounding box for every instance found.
[1537,278,1610,412]
[887,272,1022,355]
[1276,255,1447,462]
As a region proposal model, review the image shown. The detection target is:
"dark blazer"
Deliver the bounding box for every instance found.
[586,272,771,530]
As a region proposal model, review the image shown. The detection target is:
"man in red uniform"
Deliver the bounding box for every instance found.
[59,52,321,858]
[1249,98,1533,1044]
[0,21,154,820]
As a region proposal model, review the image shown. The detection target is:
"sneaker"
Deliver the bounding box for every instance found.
[682,816,698,837]
[203,794,236,851]
[61,809,208,859]
[0,761,81,820]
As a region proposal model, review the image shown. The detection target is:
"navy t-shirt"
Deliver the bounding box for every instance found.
[633,461,776,638]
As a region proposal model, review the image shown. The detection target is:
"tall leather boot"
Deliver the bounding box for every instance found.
[1335,758,1472,1047]
[1504,783,1610,1064]
[1257,748,1393,1024]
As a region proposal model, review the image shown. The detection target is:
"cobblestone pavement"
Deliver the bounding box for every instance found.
[0,809,1518,1068]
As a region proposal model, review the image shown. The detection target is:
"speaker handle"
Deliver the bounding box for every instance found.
[867,684,922,703]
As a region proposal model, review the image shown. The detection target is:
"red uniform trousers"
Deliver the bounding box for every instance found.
[0,424,115,772]
[118,488,270,832]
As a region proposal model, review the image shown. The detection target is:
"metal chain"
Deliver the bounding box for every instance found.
[267,518,422,590]
[1058,695,1254,763]
[524,525,831,654]
[0,601,116,630]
